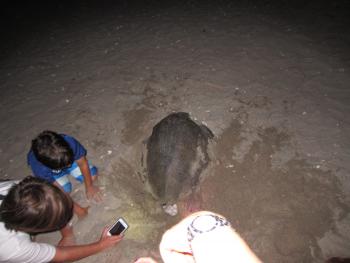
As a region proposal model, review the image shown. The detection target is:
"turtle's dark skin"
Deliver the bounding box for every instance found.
[146,112,214,211]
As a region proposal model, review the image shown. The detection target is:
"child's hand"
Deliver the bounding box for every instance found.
[86,185,102,202]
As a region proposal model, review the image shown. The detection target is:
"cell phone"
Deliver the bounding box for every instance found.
[107,217,129,236]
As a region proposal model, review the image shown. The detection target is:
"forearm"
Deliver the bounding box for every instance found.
[76,156,93,189]
[226,232,262,263]
[192,229,262,263]
[60,225,73,238]
[52,242,104,262]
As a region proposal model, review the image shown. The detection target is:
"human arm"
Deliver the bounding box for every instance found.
[134,257,158,263]
[191,228,262,263]
[159,211,262,263]
[189,213,262,263]
[52,227,123,262]
[53,181,89,218]
[76,156,102,202]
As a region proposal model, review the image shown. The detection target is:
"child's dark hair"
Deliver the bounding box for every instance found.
[0,176,73,234]
[31,130,74,170]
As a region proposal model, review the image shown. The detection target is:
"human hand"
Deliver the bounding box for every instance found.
[99,227,123,249]
[86,185,102,202]
[134,257,158,263]
[76,205,90,219]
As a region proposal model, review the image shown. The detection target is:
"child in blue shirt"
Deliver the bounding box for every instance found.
[27,130,101,218]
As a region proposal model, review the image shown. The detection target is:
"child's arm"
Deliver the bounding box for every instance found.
[76,156,102,202]
[52,227,123,262]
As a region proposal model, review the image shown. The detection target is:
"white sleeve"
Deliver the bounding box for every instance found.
[0,224,56,263]
[0,180,18,196]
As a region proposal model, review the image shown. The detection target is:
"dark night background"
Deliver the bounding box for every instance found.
[0,1,350,263]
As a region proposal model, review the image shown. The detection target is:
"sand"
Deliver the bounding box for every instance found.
[0,0,349,262]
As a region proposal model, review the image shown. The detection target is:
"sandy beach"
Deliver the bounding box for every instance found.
[0,1,350,262]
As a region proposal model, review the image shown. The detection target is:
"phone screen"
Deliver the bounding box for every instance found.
[109,221,126,235]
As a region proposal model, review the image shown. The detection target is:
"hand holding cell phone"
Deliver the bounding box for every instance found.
[99,227,124,249]
[107,217,129,236]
